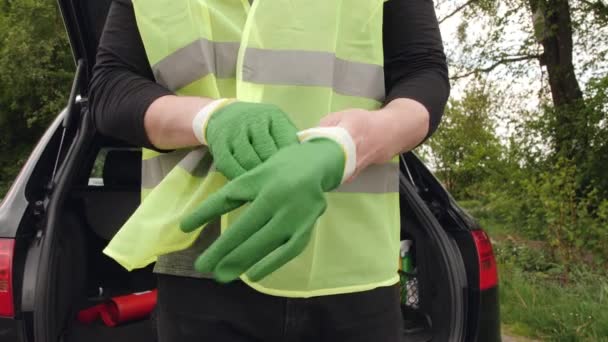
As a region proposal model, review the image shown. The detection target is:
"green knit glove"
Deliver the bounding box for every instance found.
[194,100,299,180]
[180,136,350,283]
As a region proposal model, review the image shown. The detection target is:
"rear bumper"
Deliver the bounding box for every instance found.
[0,317,26,341]
[476,286,501,342]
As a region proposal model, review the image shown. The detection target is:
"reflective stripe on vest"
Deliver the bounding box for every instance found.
[152,41,385,101]
[113,0,401,297]
[142,154,398,193]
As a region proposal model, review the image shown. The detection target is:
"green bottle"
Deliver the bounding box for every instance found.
[400,240,414,275]
[400,240,419,309]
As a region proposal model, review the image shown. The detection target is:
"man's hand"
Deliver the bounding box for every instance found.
[204,101,299,179]
[143,97,299,180]
[319,98,430,179]
[180,138,346,282]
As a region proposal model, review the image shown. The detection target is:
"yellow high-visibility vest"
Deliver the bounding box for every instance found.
[104,0,400,298]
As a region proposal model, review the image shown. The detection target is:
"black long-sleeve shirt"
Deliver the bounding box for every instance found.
[89,0,450,149]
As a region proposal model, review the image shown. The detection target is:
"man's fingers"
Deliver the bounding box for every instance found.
[180,183,245,233]
[232,133,263,170]
[245,202,325,282]
[271,117,299,149]
[193,199,273,277]
[249,119,278,161]
[211,214,290,282]
[212,144,247,180]
[245,224,314,282]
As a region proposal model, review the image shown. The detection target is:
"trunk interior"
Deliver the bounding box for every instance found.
[44,146,463,342]
[51,147,157,342]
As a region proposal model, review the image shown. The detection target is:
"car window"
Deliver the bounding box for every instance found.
[87,148,140,187]
[88,148,108,186]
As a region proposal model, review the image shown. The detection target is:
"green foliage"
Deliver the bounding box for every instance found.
[432,75,608,264]
[476,218,608,341]
[492,157,608,263]
[498,260,608,341]
[495,238,562,275]
[582,76,608,199]
[426,84,506,199]
[0,0,72,198]
[441,76,608,338]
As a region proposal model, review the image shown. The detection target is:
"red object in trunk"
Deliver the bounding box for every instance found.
[77,289,158,327]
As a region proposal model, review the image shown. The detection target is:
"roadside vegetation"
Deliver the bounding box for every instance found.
[472,212,608,341]
[0,0,72,195]
[427,1,608,338]
[426,81,608,340]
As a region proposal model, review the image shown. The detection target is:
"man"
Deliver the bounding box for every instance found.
[90,0,449,340]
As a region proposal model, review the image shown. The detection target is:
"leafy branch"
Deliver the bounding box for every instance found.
[451,54,542,79]
[578,0,608,23]
[438,0,477,24]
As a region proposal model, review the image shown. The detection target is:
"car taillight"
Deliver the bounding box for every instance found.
[471,230,498,290]
[0,239,15,317]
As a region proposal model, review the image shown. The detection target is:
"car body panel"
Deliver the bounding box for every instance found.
[0,317,24,341]
[0,112,65,238]
[57,0,113,83]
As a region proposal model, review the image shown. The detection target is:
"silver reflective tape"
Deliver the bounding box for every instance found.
[141,150,189,189]
[143,152,397,193]
[142,148,213,189]
[181,148,214,178]
[153,41,385,100]
[152,40,240,91]
[243,48,385,101]
[177,149,207,173]
[335,162,399,193]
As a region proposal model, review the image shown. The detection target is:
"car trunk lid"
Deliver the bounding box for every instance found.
[57,0,113,86]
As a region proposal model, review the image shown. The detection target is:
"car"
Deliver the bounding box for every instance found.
[0,0,501,341]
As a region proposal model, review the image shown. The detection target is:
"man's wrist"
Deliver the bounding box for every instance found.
[191,98,236,145]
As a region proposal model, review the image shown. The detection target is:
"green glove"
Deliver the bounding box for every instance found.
[180,135,349,283]
[194,100,299,180]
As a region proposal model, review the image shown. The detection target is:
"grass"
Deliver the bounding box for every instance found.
[478,216,608,341]
[498,261,608,341]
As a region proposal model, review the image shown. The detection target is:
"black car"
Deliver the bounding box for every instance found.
[0,0,501,341]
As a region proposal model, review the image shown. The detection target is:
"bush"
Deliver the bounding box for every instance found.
[491,157,608,264]
[0,0,72,200]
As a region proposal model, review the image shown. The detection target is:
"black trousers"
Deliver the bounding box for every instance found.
[156,274,403,342]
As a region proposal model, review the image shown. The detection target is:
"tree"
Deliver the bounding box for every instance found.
[440,0,607,162]
[426,83,506,199]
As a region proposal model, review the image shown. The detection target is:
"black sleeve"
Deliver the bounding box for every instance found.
[88,0,172,149]
[383,0,450,140]
[90,0,448,147]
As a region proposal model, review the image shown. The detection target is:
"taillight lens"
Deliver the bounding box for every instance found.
[0,239,15,317]
[471,230,498,290]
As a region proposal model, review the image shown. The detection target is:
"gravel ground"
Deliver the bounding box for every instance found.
[502,335,542,342]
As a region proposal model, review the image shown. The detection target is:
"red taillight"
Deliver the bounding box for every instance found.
[471,230,498,290]
[0,239,15,317]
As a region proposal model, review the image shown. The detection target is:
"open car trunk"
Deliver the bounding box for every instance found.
[33,137,158,342]
[35,130,467,341]
[44,205,157,342]
[398,157,468,341]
